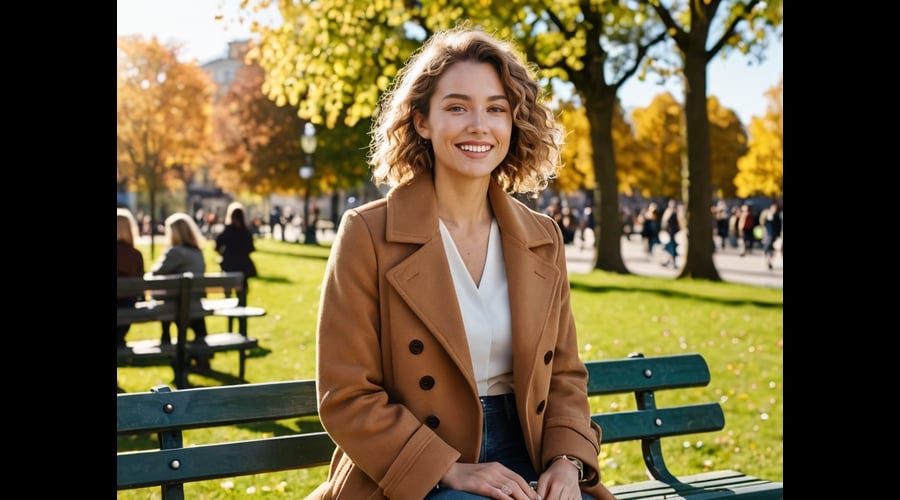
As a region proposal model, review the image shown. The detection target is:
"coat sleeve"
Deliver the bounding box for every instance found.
[536,217,607,494]
[150,247,181,275]
[315,210,459,500]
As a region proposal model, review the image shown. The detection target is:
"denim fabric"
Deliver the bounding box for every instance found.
[425,393,590,500]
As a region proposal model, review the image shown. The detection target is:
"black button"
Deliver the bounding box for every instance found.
[419,376,435,390]
[425,415,440,428]
[409,340,424,354]
[536,400,546,414]
[543,351,553,364]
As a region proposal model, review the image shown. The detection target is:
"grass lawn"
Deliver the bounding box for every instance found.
[117,237,782,498]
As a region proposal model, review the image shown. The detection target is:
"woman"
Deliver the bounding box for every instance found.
[117,208,145,348]
[215,202,257,306]
[310,27,615,500]
[149,212,211,372]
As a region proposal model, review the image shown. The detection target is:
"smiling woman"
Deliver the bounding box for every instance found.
[309,26,616,500]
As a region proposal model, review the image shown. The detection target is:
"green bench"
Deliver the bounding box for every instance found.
[117,272,261,389]
[116,353,782,498]
[592,353,782,498]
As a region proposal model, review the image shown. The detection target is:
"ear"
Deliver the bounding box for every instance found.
[413,111,430,140]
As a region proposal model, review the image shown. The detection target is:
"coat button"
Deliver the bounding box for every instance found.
[543,351,553,364]
[409,339,424,354]
[425,415,440,428]
[419,376,435,390]
[536,400,546,414]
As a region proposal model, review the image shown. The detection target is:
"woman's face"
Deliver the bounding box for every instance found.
[415,61,512,182]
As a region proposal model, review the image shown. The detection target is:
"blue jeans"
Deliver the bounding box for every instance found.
[425,393,591,499]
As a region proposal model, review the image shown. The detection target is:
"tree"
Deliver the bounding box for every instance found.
[640,0,782,281]
[708,97,748,200]
[628,92,749,203]
[117,35,215,256]
[735,75,782,198]
[214,63,310,197]
[631,92,685,200]
[242,0,669,273]
[214,62,374,218]
[511,3,670,273]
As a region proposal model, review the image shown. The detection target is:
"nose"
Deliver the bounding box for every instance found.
[467,110,488,133]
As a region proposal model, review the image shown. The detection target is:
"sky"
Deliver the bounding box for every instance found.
[117,0,783,125]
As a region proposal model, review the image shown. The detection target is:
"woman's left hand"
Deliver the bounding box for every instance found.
[533,458,581,500]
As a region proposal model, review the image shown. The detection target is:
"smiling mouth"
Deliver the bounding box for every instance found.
[458,144,491,153]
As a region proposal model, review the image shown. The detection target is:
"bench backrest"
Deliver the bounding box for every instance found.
[117,380,334,497]
[117,272,245,326]
[587,353,724,482]
[117,353,722,495]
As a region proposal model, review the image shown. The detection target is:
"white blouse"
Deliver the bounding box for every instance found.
[438,218,513,396]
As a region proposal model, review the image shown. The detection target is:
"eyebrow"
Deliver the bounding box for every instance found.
[440,93,508,103]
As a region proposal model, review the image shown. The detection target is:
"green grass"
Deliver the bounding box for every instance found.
[117,238,782,498]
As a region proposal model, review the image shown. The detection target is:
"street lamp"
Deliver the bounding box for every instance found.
[299,122,318,245]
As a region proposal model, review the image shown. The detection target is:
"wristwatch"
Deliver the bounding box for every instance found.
[553,454,587,482]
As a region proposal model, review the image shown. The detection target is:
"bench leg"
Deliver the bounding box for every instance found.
[239,350,247,380]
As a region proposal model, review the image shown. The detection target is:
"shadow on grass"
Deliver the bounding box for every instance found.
[254,247,331,262]
[568,281,782,309]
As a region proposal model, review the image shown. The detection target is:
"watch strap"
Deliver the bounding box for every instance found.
[552,454,585,482]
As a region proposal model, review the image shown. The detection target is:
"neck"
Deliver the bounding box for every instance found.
[435,178,492,231]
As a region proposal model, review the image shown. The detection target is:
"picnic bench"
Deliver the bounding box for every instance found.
[116,353,783,498]
[116,272,262,389]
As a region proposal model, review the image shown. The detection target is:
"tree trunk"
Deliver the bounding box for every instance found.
[583,89,628,273]
[677,21,721,281]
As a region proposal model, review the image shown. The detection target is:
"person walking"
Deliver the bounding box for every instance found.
[309,26,614,500]
[640,202,661,256]
[761,201,783,270]
[738,204,756,256]
[660,199,684,268]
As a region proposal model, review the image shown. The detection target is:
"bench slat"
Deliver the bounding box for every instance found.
[117,432,335,490]
[609,470,784,499]
[592,403,724,443]
[117,380,319,433]
[586,353,710,395]
[117,275,183,298]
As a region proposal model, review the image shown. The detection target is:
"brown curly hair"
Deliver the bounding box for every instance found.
[369,25,563,195]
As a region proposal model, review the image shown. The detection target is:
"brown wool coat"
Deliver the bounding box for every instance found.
[309,172,613,500]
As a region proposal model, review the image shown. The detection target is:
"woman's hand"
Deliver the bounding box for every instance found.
[440,462,541,499]
[533,457,581,500]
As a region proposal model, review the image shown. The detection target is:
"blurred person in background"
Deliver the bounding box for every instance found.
[215,202,258,306]
[148,213,211,373]
[117,208,145,348]
[760,201,783,270]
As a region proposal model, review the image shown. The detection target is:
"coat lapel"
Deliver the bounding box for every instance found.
[487,184,560,403]
[384,175,475,386]
[384,173,562,396]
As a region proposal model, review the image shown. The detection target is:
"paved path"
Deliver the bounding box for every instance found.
[566,232,783,289]
[150,225,782,290]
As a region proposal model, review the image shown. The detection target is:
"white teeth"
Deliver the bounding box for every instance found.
[459,144,490,153]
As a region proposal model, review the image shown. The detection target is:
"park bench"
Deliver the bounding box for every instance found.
[116,272,261,389]
[116,353,782,498]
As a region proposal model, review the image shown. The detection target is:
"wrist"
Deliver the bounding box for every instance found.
[551,454,586,482]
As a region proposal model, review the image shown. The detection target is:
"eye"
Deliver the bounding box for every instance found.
[447,105,466,112]
[489,105,508,113]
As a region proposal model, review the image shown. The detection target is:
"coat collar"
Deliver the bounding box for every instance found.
[384,170,555,249]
